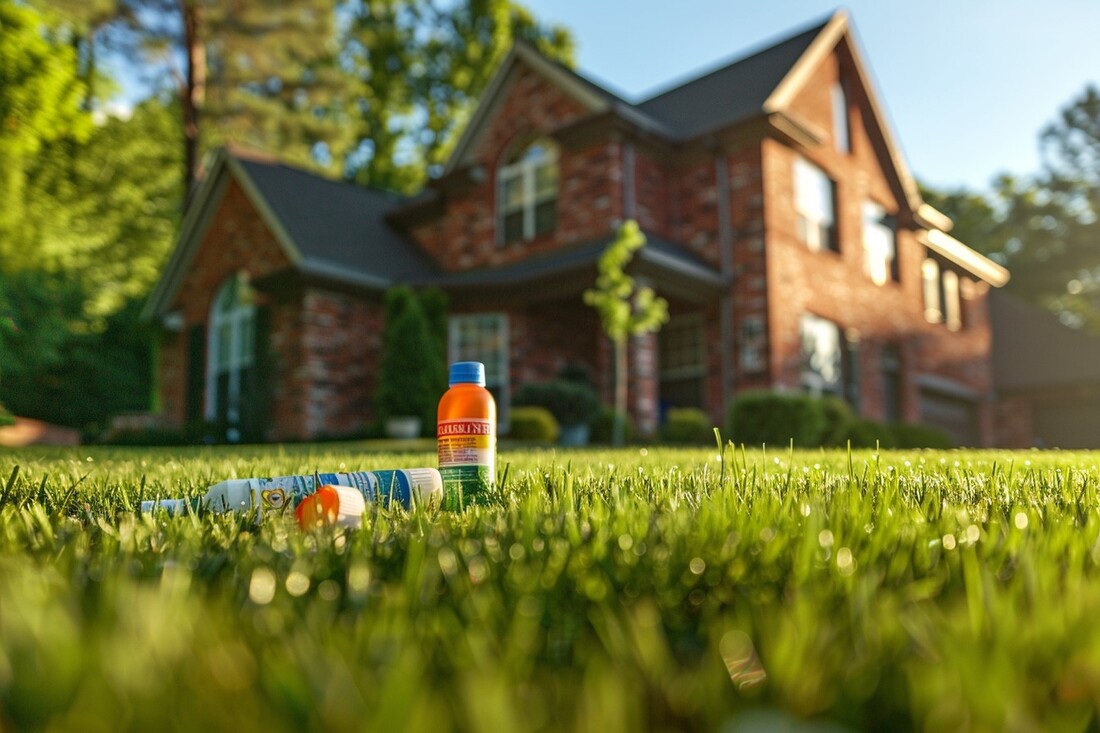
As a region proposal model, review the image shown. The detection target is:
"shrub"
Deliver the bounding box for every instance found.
[660,407,714,444]
[0,404,13,428]
[844,418,898,449]
[726,390,827,447]
[819,395,855,447]
[513,380,600,426]
[375,287,445,433]
[507,406,560,443]
[893,423,954,449]
[591,407,633,444]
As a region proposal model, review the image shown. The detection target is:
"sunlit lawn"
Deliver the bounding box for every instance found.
[2,442,1099,732]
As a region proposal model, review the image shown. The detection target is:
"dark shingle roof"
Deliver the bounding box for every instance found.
[991,291,1100,391]
[635,18,828,139]
[236,158,439,285]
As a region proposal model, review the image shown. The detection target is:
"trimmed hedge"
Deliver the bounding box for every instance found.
[591,407,633,444]
[726,390,829,447]
[513,380,600,426]
[507,407,560,443]
[725,390,955,449]
[660,407,714,444]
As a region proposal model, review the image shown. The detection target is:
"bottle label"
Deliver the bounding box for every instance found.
[437,418,496,509]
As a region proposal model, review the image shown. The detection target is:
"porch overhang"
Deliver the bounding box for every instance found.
[418,233,727,306]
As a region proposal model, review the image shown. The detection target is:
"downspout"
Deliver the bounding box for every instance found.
[622,139,636,220]
[715,154,735,414]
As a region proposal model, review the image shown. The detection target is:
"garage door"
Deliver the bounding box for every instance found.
[919,390,979,446]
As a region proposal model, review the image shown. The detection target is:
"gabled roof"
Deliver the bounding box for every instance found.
[143,150,439,319]
[990,291,1100,391]
[636,17,828,139]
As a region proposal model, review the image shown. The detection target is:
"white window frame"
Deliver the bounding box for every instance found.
[862,200,897,286]
[943,270,962,331]
[799,313,843,397]
[448,313,510,427]
[793,157,836,252]
[922,258,942,323]
[498,139,558,244]
[832,81,850,153]
[205,275,256,438]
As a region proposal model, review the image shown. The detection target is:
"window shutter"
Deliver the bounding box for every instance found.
[185,324,205,426]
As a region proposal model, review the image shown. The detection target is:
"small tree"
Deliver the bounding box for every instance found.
[583,220,669,446]
[375,286,445,434]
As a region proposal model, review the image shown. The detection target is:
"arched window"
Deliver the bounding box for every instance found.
[498,138,558,244]
[206,273,257,441]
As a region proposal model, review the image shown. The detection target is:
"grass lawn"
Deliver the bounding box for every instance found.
[1,442,1099,732]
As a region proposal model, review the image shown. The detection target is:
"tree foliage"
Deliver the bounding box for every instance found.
[0,0,91,263]
[924,84,1100,332]
[342,0,574,192]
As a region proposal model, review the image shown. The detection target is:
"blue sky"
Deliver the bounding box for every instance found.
[521,0,1100,193]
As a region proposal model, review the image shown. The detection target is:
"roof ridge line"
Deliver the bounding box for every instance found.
[637,11,836,105]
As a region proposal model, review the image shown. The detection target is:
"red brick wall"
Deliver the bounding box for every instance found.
[293,288,384,439]
[760,44,996,442]
[408,64,622,271]
[156,177,294,432]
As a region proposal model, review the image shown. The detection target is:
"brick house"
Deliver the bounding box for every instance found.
[145,11,1010,445]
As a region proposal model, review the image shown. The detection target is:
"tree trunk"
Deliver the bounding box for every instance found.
[181,0,205,207]
[613,337,627,447]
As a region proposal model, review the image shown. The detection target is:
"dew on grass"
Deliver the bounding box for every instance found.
[837,547,855,575]
[318,579,340,601]
[943,534,957,550]
[285,570,310,597]
[818,530,834,548]
[249,567,277,605]
[689,557,706,575]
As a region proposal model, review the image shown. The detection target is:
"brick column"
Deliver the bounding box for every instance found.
[629,331,659,439]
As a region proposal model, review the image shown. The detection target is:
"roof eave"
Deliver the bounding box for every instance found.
[141,149,232,322]
[921,229,1010,287]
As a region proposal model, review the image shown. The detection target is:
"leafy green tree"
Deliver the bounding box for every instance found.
[342,0,574,191]
[923,87,1100,332]
[583,221,669,446]
[375,286,446,434]
[0,0,91,265]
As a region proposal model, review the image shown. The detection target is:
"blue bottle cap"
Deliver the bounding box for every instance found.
[449,361,486,387]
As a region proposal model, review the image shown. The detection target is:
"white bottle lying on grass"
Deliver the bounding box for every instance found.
[140,468,443,527]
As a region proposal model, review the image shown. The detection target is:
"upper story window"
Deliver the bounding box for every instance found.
[794,157,838,252]
[922,256,964,330]
[942,270,962,331]
[922,258,942,323]
[832,81,850,153]
[862,201,898,285]
[498,138,558,245]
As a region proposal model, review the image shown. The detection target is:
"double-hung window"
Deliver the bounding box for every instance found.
[498,139,558,244]
[800,313,844,397]
[794,157,838,252]
[862,201,898,285]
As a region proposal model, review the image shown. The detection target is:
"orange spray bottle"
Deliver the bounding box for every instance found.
[437,361,496,510]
